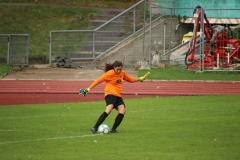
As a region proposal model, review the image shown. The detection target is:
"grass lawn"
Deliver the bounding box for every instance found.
[0,63,13,78]
[0,95,239,159]
[138,66,240,81]
[0,5,98,58]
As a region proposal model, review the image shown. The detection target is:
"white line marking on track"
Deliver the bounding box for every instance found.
[0,134,101,145]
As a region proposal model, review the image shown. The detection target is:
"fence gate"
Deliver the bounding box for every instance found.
[0,34,29,66]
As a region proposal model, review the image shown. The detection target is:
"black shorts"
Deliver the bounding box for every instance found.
[105,95,125,110]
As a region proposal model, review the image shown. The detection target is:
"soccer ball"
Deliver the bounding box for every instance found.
[98,124,110,134]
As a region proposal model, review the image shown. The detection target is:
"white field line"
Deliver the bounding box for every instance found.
[0,134,101,145]
[0,129,85,134]
[0,107,236,145]
[0,107,230,134]
[0,129,21,132]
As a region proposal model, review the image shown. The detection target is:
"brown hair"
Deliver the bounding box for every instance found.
[104,60,123,72]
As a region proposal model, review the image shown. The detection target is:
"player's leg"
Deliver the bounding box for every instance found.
[90,95,116,134]
[111,98,126,133]
[93,104,114,129]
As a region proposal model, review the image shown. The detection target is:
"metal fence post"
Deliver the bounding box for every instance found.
[200,8,204,72]
[168,8,173,65]
[149,5,153,68]
[49,32,52,66]
[133,6,136,35]
[7,35,10,65]
[142,0,147,60]
[93,31,95,58]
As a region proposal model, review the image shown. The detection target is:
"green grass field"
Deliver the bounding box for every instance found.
[0,95,239,159]
[0,64,13,78]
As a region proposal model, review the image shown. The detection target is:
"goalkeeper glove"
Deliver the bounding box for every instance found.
[79,87,91,97]
[139,72,150,82]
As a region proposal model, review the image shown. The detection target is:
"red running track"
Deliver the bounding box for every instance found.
[0,80,240,105]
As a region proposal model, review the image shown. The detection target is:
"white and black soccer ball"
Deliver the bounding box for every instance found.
[98,124,110,134]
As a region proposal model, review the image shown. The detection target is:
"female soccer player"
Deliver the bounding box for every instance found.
[80,60,150,134]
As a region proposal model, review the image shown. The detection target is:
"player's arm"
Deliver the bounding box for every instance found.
[138,72,150,82]
[79,87,91,97]
[123,71,150,82]
[79,80,100,97]
[79,72,108,97]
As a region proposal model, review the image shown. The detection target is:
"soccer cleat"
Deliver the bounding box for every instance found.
[110,129,118,133]
[91,127,97,134]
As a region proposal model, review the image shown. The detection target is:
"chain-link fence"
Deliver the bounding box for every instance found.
[0,35,8,64]
[0,34,29,66]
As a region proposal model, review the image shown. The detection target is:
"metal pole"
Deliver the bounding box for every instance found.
[49,32,52,65]
[164,23,166,55]
[133,6,136,35]
[168,8,173,65]
[201,8,205,72]
[142,0,146,60]
[149,6,152,68]
[93,31,95,59]
[26,35,29,65]
[7,35,10,65]
[199,9,202,72]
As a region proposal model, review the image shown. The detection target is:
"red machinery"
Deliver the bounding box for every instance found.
[185,6,240,69]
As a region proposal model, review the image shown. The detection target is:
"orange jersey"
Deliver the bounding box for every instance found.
[89,69,136,97]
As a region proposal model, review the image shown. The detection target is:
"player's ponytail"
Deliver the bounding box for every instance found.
[104,60,123,72]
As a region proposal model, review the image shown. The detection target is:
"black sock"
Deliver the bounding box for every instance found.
[93,112,108,128]
[112,113,124,130]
